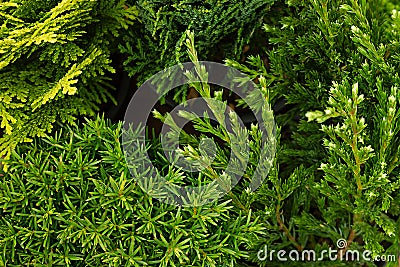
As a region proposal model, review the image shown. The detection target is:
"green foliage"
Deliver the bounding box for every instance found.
[0,0,137,164]
[120,0,275,102]
[2,0,400,266]
[0,116,264,266]
[226,0,400,265]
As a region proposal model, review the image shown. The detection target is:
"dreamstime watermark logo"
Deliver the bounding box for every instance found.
[257,239,397,263]
[122,61,276,207]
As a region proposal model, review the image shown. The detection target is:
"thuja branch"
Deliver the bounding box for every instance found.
[349,97,363,197]
[340,83,367,258]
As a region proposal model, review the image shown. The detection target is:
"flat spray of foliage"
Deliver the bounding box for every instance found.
[0,0,136,164]
[120,0,275,102]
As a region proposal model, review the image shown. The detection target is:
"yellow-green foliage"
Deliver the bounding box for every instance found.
[0,0,137,163]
